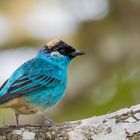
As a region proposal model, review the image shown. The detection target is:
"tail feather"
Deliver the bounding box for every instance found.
[0,79,9,105]
[0,93,18,105]
[0,79,8,91]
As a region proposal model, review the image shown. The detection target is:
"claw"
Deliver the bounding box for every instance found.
[38,111,59,127]
[45,120,56,127]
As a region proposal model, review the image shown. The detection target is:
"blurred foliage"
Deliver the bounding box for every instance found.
[0,0,140,125]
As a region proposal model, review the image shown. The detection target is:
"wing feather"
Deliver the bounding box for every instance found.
[8,74,59,95]
[0,58,62,105]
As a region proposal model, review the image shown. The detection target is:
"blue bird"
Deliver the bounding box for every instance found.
[0,39,85,126]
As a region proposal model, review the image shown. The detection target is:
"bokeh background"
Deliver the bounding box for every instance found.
[0,0,140,125]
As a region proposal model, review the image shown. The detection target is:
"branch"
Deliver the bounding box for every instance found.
[1,104,140,140]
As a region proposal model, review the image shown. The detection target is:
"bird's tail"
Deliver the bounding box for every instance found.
[0,90,4,105]
[0,80,8,105]
[0,87,2,97]
[0,91,4,106]
[0,93,11,107]
[0,79,8,91]
[0,79,8,96]
[0,85,3,97]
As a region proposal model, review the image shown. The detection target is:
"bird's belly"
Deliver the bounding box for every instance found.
[26,88,66,109]
[0,98,38,115]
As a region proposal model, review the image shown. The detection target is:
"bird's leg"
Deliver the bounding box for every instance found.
[15,113,19,126]
[37,111,58,127]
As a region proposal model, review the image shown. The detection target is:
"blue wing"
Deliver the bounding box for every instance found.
[0,73,60,104]
[8,73,57,94]
[0,58,62,105]
[0,74,60,104]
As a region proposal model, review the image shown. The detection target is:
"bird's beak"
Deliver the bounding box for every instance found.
[70,50,85,57]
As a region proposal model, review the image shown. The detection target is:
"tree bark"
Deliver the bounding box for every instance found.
[1,104,140,140]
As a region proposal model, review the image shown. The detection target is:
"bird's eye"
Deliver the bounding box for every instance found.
[50,51,62,57]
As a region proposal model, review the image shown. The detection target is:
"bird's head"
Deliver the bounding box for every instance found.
[40,39,85,60]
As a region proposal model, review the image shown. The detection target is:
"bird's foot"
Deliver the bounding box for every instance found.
[45,120,57,127]
[45,120,64,127]
[38,111,60,127]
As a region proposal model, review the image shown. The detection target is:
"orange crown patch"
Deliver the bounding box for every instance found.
[47,39,61,48]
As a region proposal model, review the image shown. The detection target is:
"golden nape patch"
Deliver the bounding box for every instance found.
[47,38,61,48]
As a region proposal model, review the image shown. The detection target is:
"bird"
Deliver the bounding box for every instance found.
[0,39,85,126]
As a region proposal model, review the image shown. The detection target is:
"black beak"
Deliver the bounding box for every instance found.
[70,50,85,57]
